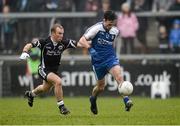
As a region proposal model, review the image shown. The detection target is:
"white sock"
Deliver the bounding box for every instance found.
[31,91,36,97]
[57,100,64,107]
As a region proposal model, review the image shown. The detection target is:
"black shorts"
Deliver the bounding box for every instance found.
[38,67,59,82]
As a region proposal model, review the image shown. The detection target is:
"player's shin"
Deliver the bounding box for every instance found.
[31,85,45,96]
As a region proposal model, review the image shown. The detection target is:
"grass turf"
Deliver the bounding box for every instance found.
[0,97,180,125]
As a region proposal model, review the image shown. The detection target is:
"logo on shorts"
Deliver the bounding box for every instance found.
[46,46,52,50]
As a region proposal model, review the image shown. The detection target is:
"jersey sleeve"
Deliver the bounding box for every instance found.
[31,39,45,49]
[64,39,77,49]
[110,26,120,40]
[84,24,100,40]
[112,27,120,37]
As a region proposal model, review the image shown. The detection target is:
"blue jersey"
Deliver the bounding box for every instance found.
[84,22,119,66]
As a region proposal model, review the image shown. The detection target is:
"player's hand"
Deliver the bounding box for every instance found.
[19,52,30,60]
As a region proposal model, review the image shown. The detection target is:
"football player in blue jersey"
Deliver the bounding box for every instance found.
[79,10,133,114]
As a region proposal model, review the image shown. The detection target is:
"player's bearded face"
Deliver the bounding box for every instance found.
[104,20,116,30]
[54,27,64,42]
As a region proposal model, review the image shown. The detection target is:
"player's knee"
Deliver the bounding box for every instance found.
[99,87,105,92]
[115,75,123,82]
[98,85,105,92]
[54,79,61,87]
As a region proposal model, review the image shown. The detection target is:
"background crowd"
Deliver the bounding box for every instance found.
[0,0,179,55]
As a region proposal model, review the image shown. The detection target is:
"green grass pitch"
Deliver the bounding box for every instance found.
[0,97,180,125]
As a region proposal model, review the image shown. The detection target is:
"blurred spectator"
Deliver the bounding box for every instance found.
[96,0,110,21]
[169,19,180,53]
[16,0,30,12]
[154,0,176,35]
[85,0,98,11]
[3,0,17,12]
[158,25,169,53]
[131,0,152,11]
[131,0,150,54]
[45,0,58,11]
[169,0,180,11]
[168,0,180,31]
[152,0,175,12]
[45,0,74,12]
[117,2,139,54]
[0,5,17,54]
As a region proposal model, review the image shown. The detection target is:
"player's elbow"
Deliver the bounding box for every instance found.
[79,36,91,49]
[77,41,82,48]
[26,43,33,48]
[79,36,85,44]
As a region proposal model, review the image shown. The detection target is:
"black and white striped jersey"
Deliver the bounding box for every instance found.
[31,36,77,72]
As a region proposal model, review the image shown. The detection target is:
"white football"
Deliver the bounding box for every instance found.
[118,81,133,96]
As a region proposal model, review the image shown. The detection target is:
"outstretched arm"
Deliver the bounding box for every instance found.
[77,36,91,49]
[22,43,33,53]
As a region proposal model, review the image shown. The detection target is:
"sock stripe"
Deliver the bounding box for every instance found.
[57,100,64,106]
[123,96,129,103]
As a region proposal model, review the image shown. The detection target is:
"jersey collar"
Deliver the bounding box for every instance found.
[50,37,58,46]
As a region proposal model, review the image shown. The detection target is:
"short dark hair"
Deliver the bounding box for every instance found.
[51,23,63,33]
[104,10,117,21]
